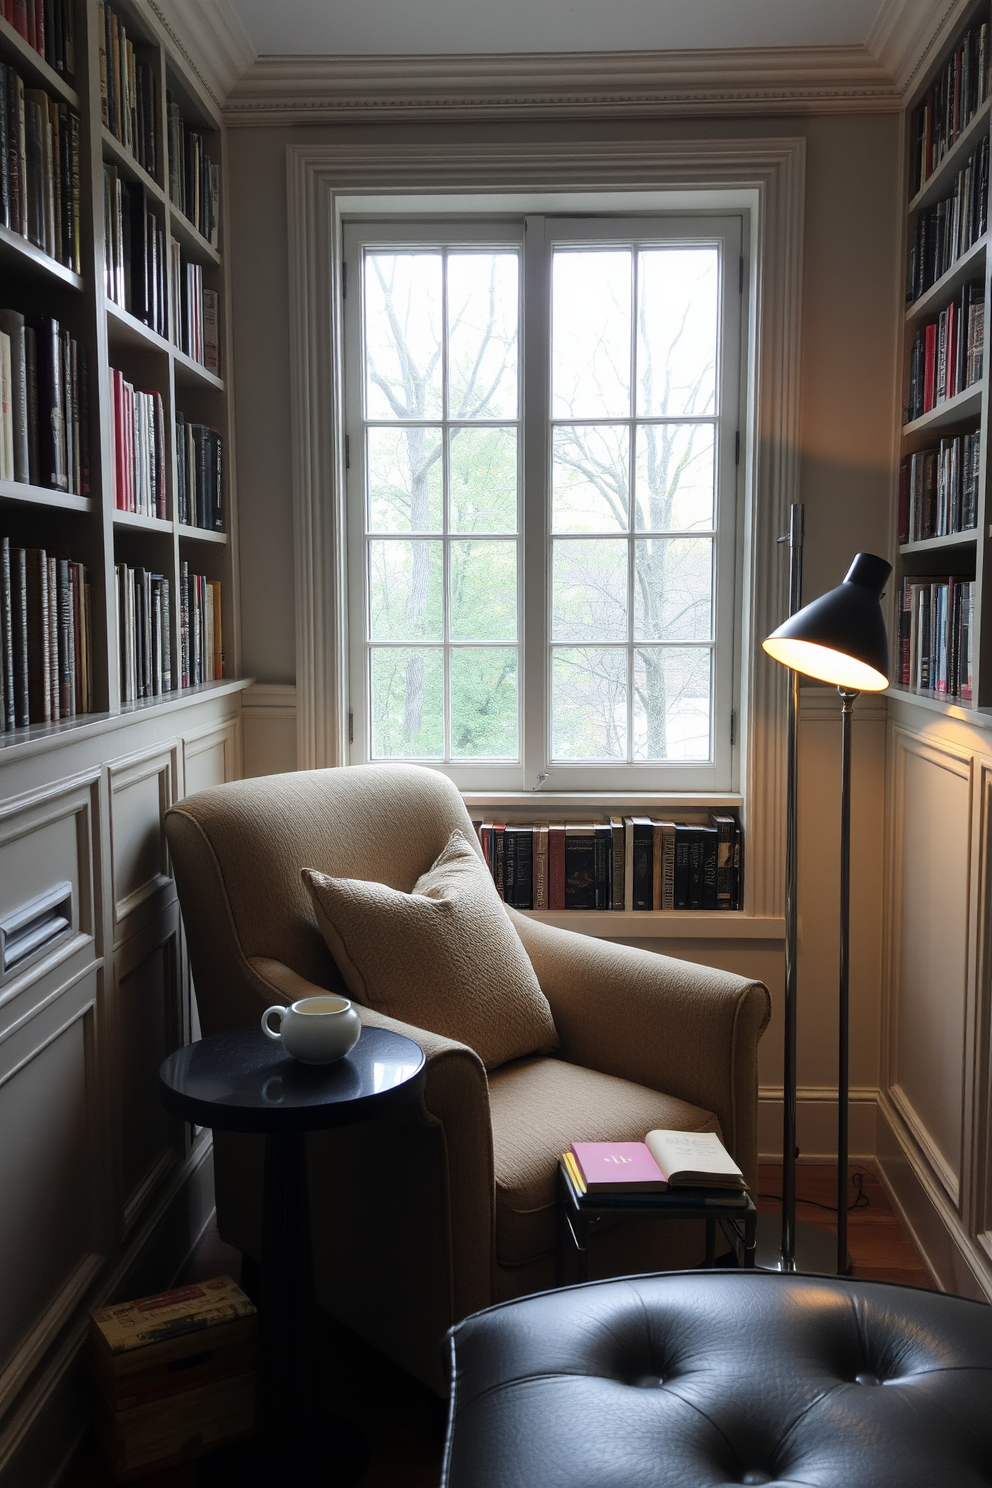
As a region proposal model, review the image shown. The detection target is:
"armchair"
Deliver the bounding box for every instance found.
[165,764,770,1394]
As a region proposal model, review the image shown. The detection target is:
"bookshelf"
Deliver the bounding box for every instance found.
[893,3,992,712]
[0,0,238,734]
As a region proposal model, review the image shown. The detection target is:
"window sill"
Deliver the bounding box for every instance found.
[519,910,783,939]
[461,790,744,811]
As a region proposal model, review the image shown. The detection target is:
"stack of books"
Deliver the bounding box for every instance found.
[0,64,82,272]
[0,0,76,77]
[98,0,157,179]
[0,310,89,494]
[1,536,93,728]
[907,281,985,420]
[562,1129,748,1199]
[110,368,166,518]
[103,168,167,337]
[473,814,743,912]
[898,433,980,543]
[88,1276,255,1482]
[898,575,974,699]
[906,135,989,306]
[176,413,223,530]
[166,93,219,246]
[910,17,989,195]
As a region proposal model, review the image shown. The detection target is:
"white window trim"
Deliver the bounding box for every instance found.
[286,137,806,921]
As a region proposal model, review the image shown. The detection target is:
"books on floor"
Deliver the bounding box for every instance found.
[565,1130,747,1196]
[473,813,743,912]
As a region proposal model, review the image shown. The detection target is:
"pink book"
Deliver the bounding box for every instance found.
[569,1141,667,1193]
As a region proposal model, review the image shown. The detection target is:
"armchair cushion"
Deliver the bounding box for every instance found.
[488,1055,719,1266]
[303,829,559,1071]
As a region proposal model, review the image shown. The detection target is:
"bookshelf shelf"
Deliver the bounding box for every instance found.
[906,234,988,325]
[0,0,238,736]
[909,95,992,215]
[168,206,221,266]
[177,524,227,544]
[0,222,83,289]
[101,125,166,202]
[0,479,92,513]
[0,15,79,104]
[903,381,984,436]
[519,910,784,940]
[898,10,992,708]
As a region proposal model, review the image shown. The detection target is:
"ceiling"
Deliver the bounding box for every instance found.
[227,0,892,58]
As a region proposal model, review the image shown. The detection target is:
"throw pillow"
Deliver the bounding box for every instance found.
[301,829,559,1071]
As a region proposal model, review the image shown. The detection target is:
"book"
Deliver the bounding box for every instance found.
[569,1141,667,1194]
[89,1276,256,1380]
[563,823,598,910]
[644,1128,747,1190]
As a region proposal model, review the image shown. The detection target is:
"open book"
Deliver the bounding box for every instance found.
[566,1130,746,1195]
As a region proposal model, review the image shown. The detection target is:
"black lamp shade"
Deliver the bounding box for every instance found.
[762,552,892,691]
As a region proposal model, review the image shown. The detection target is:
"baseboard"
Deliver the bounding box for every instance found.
[0,1141,216,1488]
[758,1085,878,1164]
[875,1091,992,1302]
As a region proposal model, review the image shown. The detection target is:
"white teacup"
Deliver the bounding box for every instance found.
[261,995,361,1065]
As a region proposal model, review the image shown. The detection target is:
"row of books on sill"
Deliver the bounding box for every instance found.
[898,576,974,700]
[906,282,985,422]
[117,562,222,702]
[897,432,980,544]
[471,814,743,913]
[98,4,221,249]
[0,537,92,730]
[110,366,222,530]
[0,0,75,79]
[910,18,989,197]
[0,310,88,493]
[104,168,220,369]
[0,61,81,273]
[907,135,988,305]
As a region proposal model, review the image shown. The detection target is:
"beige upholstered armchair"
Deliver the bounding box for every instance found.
[165,764,770,1394]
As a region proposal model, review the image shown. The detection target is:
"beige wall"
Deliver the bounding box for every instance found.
[227,109,902,1156]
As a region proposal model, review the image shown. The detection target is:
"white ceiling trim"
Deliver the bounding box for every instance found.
[148,0,256,108]
[868,0,972,98]
[223,45,900,124]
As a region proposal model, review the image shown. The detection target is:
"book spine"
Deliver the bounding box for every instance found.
[609,816,624,912]
[631,821,652,911]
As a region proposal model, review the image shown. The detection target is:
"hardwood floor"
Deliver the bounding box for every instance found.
[65,1161,932,1487]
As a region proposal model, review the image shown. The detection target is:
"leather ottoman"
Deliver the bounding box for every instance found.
[441,1271,992,1487]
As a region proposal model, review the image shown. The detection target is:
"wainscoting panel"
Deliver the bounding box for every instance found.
[182,716,241,798]
[887,729,972,1205]
[109,746,177,944]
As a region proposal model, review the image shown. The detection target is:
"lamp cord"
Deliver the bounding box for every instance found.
[758,1170,869,1214]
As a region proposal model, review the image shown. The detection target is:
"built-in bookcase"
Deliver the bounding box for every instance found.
[894,0,992,711]
[0,0,236,735]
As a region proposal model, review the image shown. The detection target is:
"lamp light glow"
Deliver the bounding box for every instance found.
[762,552,892,690]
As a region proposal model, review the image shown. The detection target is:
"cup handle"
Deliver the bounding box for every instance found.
[261,1005,286,1042]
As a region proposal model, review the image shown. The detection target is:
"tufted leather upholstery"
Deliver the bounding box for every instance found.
[442,1271,992,1487]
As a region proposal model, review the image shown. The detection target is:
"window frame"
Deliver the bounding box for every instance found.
[343,208,744,793]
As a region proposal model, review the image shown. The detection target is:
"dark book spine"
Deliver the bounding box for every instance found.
[56,555,72,715]
[24,546,50,721]
[564,832,597,910]
[700,826,718,911]
[513,829,533,910]
[710,815,735,910]
[687,828,705,910]
[674,825,692,911]
[632,822,652,911]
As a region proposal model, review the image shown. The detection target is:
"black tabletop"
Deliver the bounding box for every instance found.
[159,1026,426,1134]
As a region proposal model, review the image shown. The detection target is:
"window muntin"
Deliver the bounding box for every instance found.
[344,213,742,791]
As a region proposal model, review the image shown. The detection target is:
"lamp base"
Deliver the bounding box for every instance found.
[754,1213,850,1275]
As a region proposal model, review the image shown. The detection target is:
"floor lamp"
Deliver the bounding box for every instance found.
[762,539,891,1274]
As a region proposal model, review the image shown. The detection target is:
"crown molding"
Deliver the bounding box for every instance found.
[224,45,900,125]
[147,0,256,109]
[867,0,974,99]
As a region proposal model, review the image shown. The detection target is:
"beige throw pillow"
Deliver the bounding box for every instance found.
[301,830,559,1071]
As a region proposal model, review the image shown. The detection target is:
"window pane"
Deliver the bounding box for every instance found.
[637,247,718,418]
[552,425,629,533]
[634,424,715,532]
[367,427,442,533]
[450,541,517,640]
[551,647,627,759]
[364,253,443,420]
[448,253,519,420]
[370,647,444,758]
[449,427,517,533]
[634,537,713,641]
[368,540,443,640]
[552,249,631,419]
[552,538,628,642]
[633,647,711,760]
[451,647,518,758]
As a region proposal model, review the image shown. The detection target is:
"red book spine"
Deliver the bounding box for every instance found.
[12,0,29,41]
[923,323,937,411]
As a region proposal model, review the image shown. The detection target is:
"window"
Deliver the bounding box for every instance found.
[343,212,743,791]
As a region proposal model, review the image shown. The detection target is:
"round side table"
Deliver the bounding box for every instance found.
[159,1024,426,1488]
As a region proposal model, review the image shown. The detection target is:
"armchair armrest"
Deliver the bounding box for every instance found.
[506,913,770,1184]
[248,957,495,1324]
